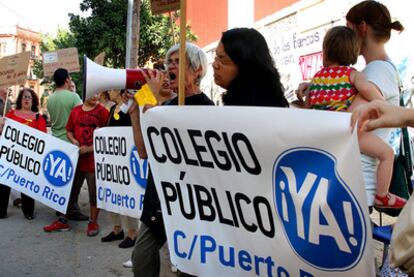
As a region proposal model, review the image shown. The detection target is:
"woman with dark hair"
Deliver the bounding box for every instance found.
[0,88,47,220]
[213,27,289,107]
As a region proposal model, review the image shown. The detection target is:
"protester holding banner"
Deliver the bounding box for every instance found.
[129,42,214,277]
[101,89,138,248]
[213,28,288,108]
[0,88,47,220]
[46,68,87,221]
[44,94,109,235]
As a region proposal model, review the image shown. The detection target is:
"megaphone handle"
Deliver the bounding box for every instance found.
[120,99,133,114]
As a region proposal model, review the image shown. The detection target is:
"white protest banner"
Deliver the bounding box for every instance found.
[0,119,79,214]
[141,106,374,276]
[94,127,147,218]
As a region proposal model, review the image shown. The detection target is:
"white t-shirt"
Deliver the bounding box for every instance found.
[361,60,400,206]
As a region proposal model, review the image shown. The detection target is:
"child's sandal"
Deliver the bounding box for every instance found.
[375,193,406,209]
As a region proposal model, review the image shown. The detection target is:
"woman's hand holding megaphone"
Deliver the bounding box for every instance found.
[143,69,165,97]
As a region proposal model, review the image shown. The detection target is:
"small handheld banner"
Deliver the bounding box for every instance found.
[0,119,79,214]
[0,51,31,88]
[43,47,80,77]
[141,107,374,276]
[94,52,106,66]
[94,127,148,218]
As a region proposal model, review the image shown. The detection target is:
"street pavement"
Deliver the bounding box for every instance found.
[0,186,176,277]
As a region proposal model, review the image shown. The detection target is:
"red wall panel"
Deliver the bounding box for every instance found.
[187,0,228,48]
[254,0,297,21]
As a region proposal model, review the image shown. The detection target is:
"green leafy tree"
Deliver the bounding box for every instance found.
[35,0,197,96]
[69,0,197,68]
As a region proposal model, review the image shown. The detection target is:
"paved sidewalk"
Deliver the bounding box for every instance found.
[0,187,176,277]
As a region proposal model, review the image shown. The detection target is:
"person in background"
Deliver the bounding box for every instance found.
[44,94,109,235]
[70,81,77,93]
[303,26,404,209]
[99,90,116,111]
[0,87,20,208]
[213,28,288,107]
[128,42,214,277]
[43,68,87,232]
[122,63,176,269]
[297,0,405,209]
[101,89,138,248]
[0,87,11,116]
[0,88,47,220]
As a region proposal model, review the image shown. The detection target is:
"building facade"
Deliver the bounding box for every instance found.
[0,25,41,103]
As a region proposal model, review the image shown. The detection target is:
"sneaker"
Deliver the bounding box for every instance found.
[118,236,136,248]
[67,211,89,221]
[43,220,71,232]
[123,260,133,268]
[101,230,124,242]
[171,265,178,273]
[87,222,99,237]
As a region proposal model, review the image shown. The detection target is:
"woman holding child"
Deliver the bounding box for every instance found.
[297,0,405,209]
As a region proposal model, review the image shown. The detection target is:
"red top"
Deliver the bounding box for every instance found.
[66,104,109,172]
[6,110,47,133]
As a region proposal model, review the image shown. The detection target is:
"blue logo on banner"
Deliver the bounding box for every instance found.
[273,148,366,271]
[130,146,148,189]
[43,150,73,187]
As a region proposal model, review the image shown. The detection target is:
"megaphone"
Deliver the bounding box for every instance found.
[82,56,147,101]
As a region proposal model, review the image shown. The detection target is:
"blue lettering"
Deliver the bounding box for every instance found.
[200,235,216,264]
[277,266,289,277]
[139,194,144,210]
[98,186,104,200]
[238,250,252,271]
[218,245,235,268]
[300,269,313,277]
[174,230,187,258]
[7,168,15,178]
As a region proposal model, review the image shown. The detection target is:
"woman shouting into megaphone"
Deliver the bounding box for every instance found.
[126,42,214,277]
